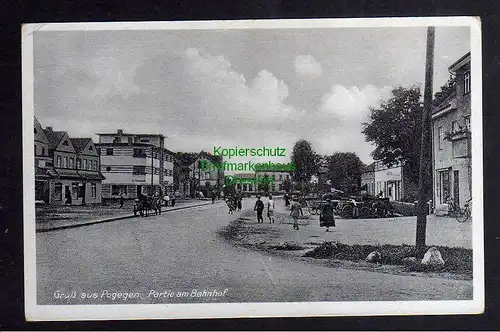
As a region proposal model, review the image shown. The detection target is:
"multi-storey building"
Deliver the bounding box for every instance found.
[431,52,471,210]
[96,130,175,199]
[35,117,104,205]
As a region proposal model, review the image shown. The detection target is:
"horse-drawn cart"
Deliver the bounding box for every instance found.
[133,196,162,217]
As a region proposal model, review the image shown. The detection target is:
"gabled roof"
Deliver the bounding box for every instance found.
[362,162,375,173]
[70,138,91,153]
[43,130,66,149]
[449,51,471,72]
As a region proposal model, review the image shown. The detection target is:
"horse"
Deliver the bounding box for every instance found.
[133,196,162,217]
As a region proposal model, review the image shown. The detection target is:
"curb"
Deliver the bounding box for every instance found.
[36,201,222,233]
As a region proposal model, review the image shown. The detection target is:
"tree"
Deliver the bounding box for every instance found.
[282,177,292,192]
[326,152,364,194]
[433,76,456,108]
[291,139,319,192]
[362,86,423,186]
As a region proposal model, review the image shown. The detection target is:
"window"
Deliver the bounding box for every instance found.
[133,166,146,175]
[82,160,86,170]
[106,148,113,155]
[87,160,92,170]
[54,183,62,201]
[34,145,37,156]
[452,121,458,133]
[464,116,471,131]
[72,183,79,199]
[438,126,443,150]
[133,148,145,158]
[113,137,121,143]
[63,157,68,168]
[96,148,101,155]
[464,70,471,94]
[76,158,81,169]
[56,155,62,167]
[41,146,45,156]
[34,127,38,134]
[62,140,68,146]
[91,183,96,198]
[89,145,93,151]
[128,137,133,144]
[112,185,120,195]
[205,172,211,180]
[140,138,150,143]
[106,166,111,172]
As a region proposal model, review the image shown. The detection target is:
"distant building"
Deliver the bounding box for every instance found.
[35,118,104,205]
[361,162,375,196]
[96,130,175,199]
[185,151,224,197]
[254,170,292,193]
[431,52,471,210]
[374,161,403,201]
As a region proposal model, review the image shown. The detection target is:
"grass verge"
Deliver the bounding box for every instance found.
[303,242,472,277]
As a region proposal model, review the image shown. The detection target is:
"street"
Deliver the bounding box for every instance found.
[36,199,472,305]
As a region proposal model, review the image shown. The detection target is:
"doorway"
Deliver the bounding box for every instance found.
[136,185,142,197]
[453,170,460,207]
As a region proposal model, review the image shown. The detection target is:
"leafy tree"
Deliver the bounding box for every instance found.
[433,76,456,107]
[291,139,319,192]
[362,86,423,184]
[326,152,364,194]
[282,177,292,192]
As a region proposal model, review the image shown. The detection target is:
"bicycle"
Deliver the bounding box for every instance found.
[447,197,471,222]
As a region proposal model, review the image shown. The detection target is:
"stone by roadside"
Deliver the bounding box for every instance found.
[218,208,472,281]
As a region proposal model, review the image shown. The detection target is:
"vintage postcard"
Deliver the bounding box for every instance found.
[22,17,483,321]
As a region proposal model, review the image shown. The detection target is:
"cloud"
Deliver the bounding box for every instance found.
[319,84,392,122]
[294,55,323,78]
[314,84,393,162]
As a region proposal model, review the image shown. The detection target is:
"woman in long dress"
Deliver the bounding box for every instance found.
[320,198,336,232]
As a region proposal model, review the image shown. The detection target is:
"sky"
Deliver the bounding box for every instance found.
[32,25,470,165]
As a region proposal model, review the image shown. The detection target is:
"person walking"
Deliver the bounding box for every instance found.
[267,195,275,223]
[211,191,216,204]
[237,193,242,212]
[284,193,290,207]
[119,193,125,208]
[171,195,176,207]
[320,198,336,232]
[163,193,170,207]
[254,196,264,223]
[290,197,303,230]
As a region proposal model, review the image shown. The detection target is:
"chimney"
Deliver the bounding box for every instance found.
[46,126,53,132]
[117,129,123,135]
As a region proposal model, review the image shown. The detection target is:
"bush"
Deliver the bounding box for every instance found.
[391,201,416,216]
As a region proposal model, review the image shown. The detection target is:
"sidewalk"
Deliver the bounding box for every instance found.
[243,197,472,249]
[36,199,223,232]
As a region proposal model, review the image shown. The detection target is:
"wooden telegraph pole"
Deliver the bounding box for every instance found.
[416,27,435,259]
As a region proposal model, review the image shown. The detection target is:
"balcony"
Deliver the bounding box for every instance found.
[444,128,470,142]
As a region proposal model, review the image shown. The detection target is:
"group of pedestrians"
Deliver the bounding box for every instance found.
[253,195,337,232]
[226,193,242,214]
[253,195,275,223]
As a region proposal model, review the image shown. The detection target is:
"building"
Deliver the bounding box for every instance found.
[96,130,175,199]
[254,170,292,193]
[361,162,375,196]
[189,151,224,197]
[35,118,104,205]
[431,52,471,210]
[374,161,403,201]
[231,173,257,193]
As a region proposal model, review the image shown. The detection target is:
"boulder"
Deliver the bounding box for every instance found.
[366,251,382,263]
[421,247,445,266]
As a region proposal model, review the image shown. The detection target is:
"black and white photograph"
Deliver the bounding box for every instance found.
[22,18,483,320]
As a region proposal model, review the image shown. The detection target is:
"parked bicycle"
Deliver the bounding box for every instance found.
[447,197,471,222]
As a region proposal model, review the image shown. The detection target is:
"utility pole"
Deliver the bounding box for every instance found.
[416,26,435,259]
